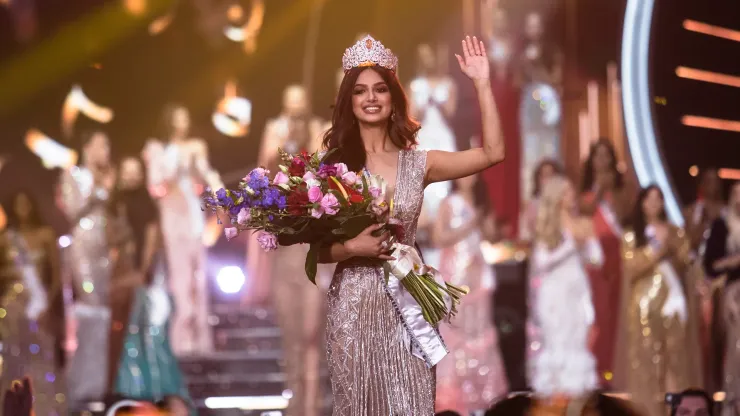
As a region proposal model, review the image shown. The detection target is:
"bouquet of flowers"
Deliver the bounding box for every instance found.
[202,149,467,325]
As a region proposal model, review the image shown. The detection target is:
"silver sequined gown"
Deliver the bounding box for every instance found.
[58,166,112,405]
[326,149,436,415]
[0,230,68,416]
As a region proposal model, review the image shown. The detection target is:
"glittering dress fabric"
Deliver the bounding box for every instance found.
[614,228,702,416]
[435,195,508,414]
[58,167,112,405]
[326,150,436,415]
[0,231,68,416]
[721,281,740,416]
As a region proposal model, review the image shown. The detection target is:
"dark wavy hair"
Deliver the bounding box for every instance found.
[322,66,420,171]
[632,184,667,248]
[581,137,624,192]
[159,103,189,138]
[532,158,564,198]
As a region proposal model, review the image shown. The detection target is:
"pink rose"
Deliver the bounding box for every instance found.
[272,171,289,185]
[369,186,382,198]
[341,171,359,186]
[310,206,323,218]
[335,163,348,177]
[303,171,320,188]
[256,231,278,252]
[237,208,250,225]
[224,227,238,240]
[320,193,339,216]
[302,171,316,181]
[307,186,323,203]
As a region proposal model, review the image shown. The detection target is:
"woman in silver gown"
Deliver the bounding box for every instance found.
[318,35,504,415]
[57,130,115,406]
[0,193,68,416]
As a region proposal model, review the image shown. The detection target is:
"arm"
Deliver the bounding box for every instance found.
[318,241,356,264]
[431,199,479,247]
[191,139,224,190]
[578,189,603,217]
[140,221,161,276]
[425,37,504,184]
[703,219,740,276]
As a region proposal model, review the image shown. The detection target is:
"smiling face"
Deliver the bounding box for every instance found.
[351,68,393,125]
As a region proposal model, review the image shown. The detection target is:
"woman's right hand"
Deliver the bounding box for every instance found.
[345,224,395,260]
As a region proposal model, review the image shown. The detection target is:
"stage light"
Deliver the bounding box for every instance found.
[676,66,740,88]
[683,19,740,43]
[58,235,72,248]
[223,0,264,53]
[688,165,699,177]
[212,80,252,137]
[682,115,740,133]
[216,266,246,294]
[621,0,684,226]
[24,129,78,169]
[61,85,114,138]
[204,395,289,410]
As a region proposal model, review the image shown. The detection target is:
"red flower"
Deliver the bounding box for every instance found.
[347,187,364,204]
[288,157,306,177]
[286,184,309,215]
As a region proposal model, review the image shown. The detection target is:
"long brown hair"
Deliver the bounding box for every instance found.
[322,66,420,171]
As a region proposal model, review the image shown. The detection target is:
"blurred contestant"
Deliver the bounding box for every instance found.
[58,130,115,405]
[614,185,702,416]
[433,174,508,414]
[144,104,223,356]
[0,195,68,416]
[530,176,600,398]
[108,157,193,412]
[409,43,458,269]
[249,84,326,416]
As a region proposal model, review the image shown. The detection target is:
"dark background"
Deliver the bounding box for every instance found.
[0,0,735,232]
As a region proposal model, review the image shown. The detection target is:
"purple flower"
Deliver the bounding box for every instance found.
[369,186,382,198]
[317,163,338,179]
[307,186,323,203]
[273,171,290,186]
[320,193,339,216]
[256,231,278,252]
[237,208,251,225]
[224,227,238,240]
[215,188,234,208]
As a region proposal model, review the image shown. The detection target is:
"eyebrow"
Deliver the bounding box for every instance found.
[353,82,388,87]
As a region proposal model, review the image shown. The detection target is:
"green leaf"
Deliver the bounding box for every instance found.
[361,174,370,199]
[305,242,320,285]
[320,148,337,162]
[328,189,349,208]
[341,214,376,238]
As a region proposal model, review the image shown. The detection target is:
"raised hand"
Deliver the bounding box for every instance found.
[455,36,490,86]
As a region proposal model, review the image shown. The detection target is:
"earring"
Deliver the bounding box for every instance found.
[391,110,396,121]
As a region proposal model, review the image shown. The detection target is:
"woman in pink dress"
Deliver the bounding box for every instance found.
[434,173,508,414]
[579,138,632,387]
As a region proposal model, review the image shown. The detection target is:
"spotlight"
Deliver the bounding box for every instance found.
[216,266,245,294]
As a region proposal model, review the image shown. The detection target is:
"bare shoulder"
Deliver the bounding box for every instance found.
[188,138,207,154]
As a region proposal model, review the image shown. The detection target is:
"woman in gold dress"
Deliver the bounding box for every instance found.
[614,185,702,416]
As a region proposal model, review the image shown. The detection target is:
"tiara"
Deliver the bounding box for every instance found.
[342,35,398,73]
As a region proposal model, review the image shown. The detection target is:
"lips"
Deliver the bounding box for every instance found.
[362,105,381,114]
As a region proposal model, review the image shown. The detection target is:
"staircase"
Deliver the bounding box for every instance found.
[181,304,332,415]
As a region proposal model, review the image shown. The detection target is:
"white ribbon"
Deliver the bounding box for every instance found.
[385,243,450,367]
[657,260,687,323]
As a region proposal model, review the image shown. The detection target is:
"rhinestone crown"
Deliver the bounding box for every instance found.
[342,35,398,73]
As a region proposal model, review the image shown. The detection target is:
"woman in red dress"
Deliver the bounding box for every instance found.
[579,138,632,387]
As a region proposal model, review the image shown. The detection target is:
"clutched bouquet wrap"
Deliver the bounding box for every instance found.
[202,148,467,364]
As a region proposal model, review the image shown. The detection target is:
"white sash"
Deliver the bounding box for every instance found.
[383,243,450,367]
